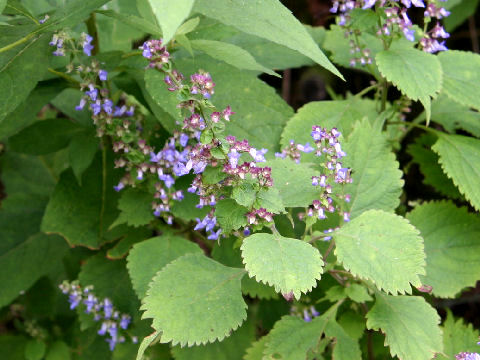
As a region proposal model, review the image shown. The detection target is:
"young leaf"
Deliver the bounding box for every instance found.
[432,133,480,211]
[343,119,403,219]
[190,39,279,76]
[111,188,155,228]
[141,253,247,346]
[438,50,480,111]
[215,199,248,232]
[366,294,443,360]
[24,339,46,360]
[241,233,324,299]
[376,48,442,121]
[193,0,343,79]
[244,336,268,360]
[148,0,194,43]
[407,201,480,298]
[127,234,202,299]
[333,210,425,294]
[439,310,480,359]
[255,187,285,214]
[232,182,257,208]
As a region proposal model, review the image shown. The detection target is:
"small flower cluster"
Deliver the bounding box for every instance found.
[59,281,137,351]
[290,304,321,322]
[190,71,215,99]
[456,338,480,360]
[275,140,314,163]
[141,39,170,68]
[49,32,94,57]
[195,211,222,240]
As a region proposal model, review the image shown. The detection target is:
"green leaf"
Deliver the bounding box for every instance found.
[432,133,480,211]
[0,34,49,122]
[127,234,202,299]
[324,320,362,360]
[141,253,247,346]
[0,0,7,13]
[255,187,285,214]
[263,316,325,359]
[241,276,278,300]
[444,0,479,32]
[0,335,26,360]
[333,210,425,294]
[215,199,248,233]
[8,119,85,155]
[45,341,71,360]
[338,311,365,340]
[439,310,480,359]
[232,182,257,208]
[366,293,443,360]
[376,48,442,121]
[431,95,480,138]
[176,16,200,35]
[439,50,480,112]
[24,339,46,360]
[407,201,480,298]
[51,88,93,127]
[344,283,372,303]
[106,226,152,259]
[407,134,462,199]
[144,55,293,149]
[41,153,120,248]
[343,119,403,218]
[112,188,155,228]
[241,233,324,299]
[95,9,162,36]
[68,132,99,184]
[243,336,268,360]
[171,319,254,360]
[266,158,318,208]
[0,233,68,308]
[191,39,278,77]
[193,0,342,79]
[148,0,194,43]
[202,165,227,185]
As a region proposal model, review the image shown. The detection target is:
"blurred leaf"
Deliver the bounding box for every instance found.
[68,132,99,184]
[24,339,46,360]
[431,95,480,138]
[444,0,479,32]
[148,0,194,43]
[45,341,71,360]
[96,9,162,36]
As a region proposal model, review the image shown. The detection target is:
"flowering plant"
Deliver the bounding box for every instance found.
[1,0,480,359]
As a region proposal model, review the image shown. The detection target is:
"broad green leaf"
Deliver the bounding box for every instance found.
[0,0,6,13]
[333,210,425,294]
[338,311,365,340]
[144,55,293,149]
[344,283,372,303]
[41,153,120,248]
[68,132,99,184]
[79,253,139,315]
[24,339,46,360]
[366,294,443,360]
[266,158,318,208]
[0,233,68,308]
[176,16,200,35]
[255,187,285,214]
[439,310,480,359]
[148,0,194,43]
[431,95,480,138]
[343,119,403,218]
[444,0,479,32]
[407,201,480,298]
[280,99,378,162]
[438,50,480,112]
[193,0,342,79]
[0,34,49,122]
[8,119,85,155]
[432,133,480,211]
[241,233,324,299]
[263,316,326,359]
[232,182,257,208]
[45,341,71,360]
[106,226,151,259]
[215,199,248,233]
[112,188,155,228]
[243,336,268,360]
[241,277,278,300]
[191,39,278,76]
[171,319,254,360]
[325,320,362,360]
[142,253,247,346]
[51,88,93,127]
[376,48,442,121]
[407,134,462,199]
[96,9,162,36]
[127,234,202,299]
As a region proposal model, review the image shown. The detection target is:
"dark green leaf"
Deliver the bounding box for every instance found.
[215,199,248,232]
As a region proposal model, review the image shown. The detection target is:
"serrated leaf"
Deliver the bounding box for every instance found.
[366,293,443,360]
[432,133,480,211]
[243,336,268,360]
[439,310,480,359]
[431,95,480,138]
[191,39,278,76]
[376,48,442,121]
[112,188,155,228]
[407,134,462,199]
[407,201,480,298]
[148,0,194,43]
[241,277,278,300]
[264,316,326,359]
[144,55,293,149]
[438,50,480,111]
[255,187,285,214]
[333,210,425,294]
[232,182,257,208]
[193,0,342,79]
[215,199,248,233]
[171,319,254,360]
[344,119,403,218]
[324,320,362,360]
[266,158,318,208]
[241,233,323,299]
[127,234,202,299]
[142,253,247,346]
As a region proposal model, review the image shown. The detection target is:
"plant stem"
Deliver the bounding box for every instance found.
[48,68,80,86]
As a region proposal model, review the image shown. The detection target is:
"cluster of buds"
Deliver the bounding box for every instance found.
[141,39,170,69]
[275,140,314,163]
[348,42,373,67]
[59,281,136,351]
[49,32,94,57]
[190,71,215,99]
[246,208,274,225]
[456,338,480,360]
[195,211,222,240]
[290,304,321,322]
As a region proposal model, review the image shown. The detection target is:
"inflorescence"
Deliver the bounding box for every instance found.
[59,281,137,351]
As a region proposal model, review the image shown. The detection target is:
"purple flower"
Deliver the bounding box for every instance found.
[83,34,94,56]
[343,212,350,222]
[85,85,98,101]
[53,49,65,56]
[99,70,108,81]
[159,174,174,188]
[303,309,312,322]
[243,227,251,236]
[98,322,108,336]
[179,133,189,147]
[275,152,286,159]
[103,299,113,318]
[103,99,113,114]
[193,160,207,174]
[75,98,86,111]
[90,101,102,116]
[249,148,268,163]
[114,182,124,192]
[84,294,97,313]
[297,142,314,153]
[228,149,242,168]
[310,306,320,317]
[68,292,81,309]
[208,229,222,240]
[363,0,376,9]
[142,42,152,58]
